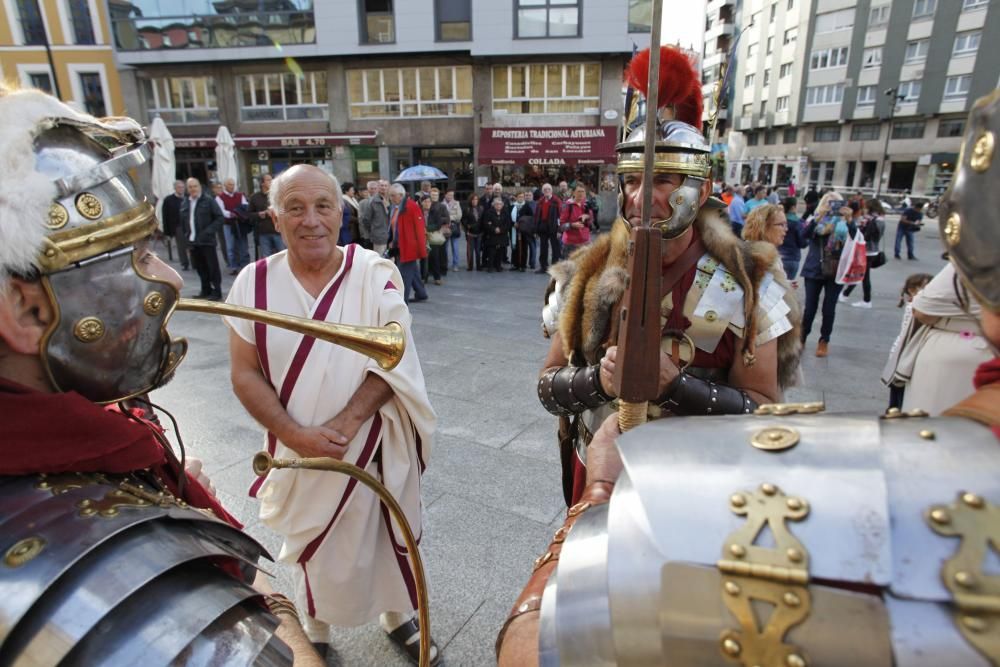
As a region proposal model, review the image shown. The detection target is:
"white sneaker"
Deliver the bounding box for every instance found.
[838,295,851,304]
[851,301,872,309]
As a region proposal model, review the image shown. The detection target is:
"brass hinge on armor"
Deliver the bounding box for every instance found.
[537,365,613,417]
[926,492,1000,665]
[658,372,757,416]
[718,483,812,667]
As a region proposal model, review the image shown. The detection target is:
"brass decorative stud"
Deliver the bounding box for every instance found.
[786,654,807,667]
[786,547,803,563]
[786,497,803,511]
[919,429,936,440]
[962,493,985,509]
[721,638,742,657]
[930,508,951,525]
[75,192,103,220]
[705,309,718,322]
[971,130,995,173]
[761,482,777,496]
[4,536,45,567]
[955,570,976,588]
[783,591,801,607]
[962,615,988,633]
[907,409,929,418]
[944,213,961,246]
[729,544,747,558]
[47,203,70,230]
[886,407,901,415]
[73,316,106,343]
[730,493,747,508]
[752,426,800,452]
[724,581,742,596]
[44,248,57,257]
[143,291,165,316]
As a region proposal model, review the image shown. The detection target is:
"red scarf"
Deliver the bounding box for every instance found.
[0,377,239,527]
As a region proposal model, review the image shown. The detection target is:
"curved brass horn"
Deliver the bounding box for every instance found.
[176,298,405,371]
[252,451,431,667]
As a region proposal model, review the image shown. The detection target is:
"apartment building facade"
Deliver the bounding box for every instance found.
[1,0,124,115]
[110,0,652,200]
[705,0,999,197]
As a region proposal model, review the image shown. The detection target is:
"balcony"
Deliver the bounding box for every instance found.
[110,9,315,51]
[703,50,726,69]
[707,0,736,14]
[705,20,735,42]
[734,114,756,131]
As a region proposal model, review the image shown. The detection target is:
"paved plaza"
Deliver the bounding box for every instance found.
[150,217,948,666]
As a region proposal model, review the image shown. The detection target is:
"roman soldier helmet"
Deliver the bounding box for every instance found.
[939,88,1000,312]
[617,46,711,239]
[0,86,186,403]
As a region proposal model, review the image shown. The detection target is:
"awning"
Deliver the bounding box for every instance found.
[233,132,377,149]
[477,126,617,166]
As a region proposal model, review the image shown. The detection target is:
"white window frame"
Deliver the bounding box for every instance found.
[944,75,972,101]
[805,83,845,106]
[766,36,774,54]
[146,77,219,124]
[4,0,55,45]
[747,42,758,58]
[742,103,753,116]
[744,73,755,88]
[57,0,104,45]
[67,62,111,115]
[954,31,981,56]
[898,79,921,103]
[779,62,793,78]
[904,39,929,63]
[240,71,329,122]
[856,85,876,106]
[913,0,936,19]
[783,28,797,44]
[810,47,849,70]
[862,47,882,69]
[815,8,854,33]
[490,63,598,116]
[16,62,54,92]
[963,0,988,10]
[869,5,890,26]
[776,96,789,112]
[763,68,771,86]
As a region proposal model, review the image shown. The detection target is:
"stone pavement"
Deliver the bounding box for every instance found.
[150,217,948,666]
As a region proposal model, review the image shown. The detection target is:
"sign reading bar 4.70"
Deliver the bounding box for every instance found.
[477,126,617,166]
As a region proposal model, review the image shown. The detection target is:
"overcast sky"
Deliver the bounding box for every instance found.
[660,0,707,55]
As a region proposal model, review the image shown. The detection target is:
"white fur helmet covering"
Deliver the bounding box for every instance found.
[0,86,143,280]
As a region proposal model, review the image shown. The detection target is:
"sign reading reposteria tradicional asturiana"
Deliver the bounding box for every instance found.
[477,127,618,166]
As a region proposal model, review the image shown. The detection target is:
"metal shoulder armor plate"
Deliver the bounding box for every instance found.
[539,413,1000,667]
[0,473,292,666]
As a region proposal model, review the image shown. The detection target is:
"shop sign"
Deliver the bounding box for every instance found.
[173,137,214,149]
[233,132,377,149]
[478,126,617,166]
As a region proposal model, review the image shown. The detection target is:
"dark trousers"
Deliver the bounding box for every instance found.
[399,260,427,302]
[189,244,222,296]
[486,243,505,271]
[428,244,447,280]
[894,225,916,259]
[781,258,799,281]
[842,262,872,302]
[801,277,842,343]
[538,233,561,269]
[466,235,482,270]
[888,384,905,411]
[171,232,190,269]
[515,232,535,269]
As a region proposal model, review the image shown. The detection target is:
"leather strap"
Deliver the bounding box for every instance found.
[660,238,706,300]
[943,384,1000,427]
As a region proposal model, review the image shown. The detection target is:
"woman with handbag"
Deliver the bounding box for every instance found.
[841,199,886,308]
[462,194,483,271]
[423,194,448,285]
[559,184,592,257]
[799,191,855,358]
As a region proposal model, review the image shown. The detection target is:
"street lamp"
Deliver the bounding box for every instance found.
[875,86,905,200]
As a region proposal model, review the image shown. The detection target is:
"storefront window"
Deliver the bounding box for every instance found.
[144,77,220,124]
[239,71,328,122]
[492,63,601,115]
[347,66,473,119]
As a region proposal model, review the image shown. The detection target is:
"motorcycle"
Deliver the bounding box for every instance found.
[922,195,941,219]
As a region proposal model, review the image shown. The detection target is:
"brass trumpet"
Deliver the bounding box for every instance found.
[253,452,431,667]
[175,298,405,371]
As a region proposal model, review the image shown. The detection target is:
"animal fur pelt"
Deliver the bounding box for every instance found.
[547,209,802,390]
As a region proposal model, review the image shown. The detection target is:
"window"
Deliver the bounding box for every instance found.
[763,69,771,86]
[767,36,774,54]
[348,66,472,118]
[78,72,106,116]
[805,83,844,106]
[628,0,652,32]
[851,123,880,140]
[360,0,395,44]
[892,121,925,139]
[144,77,220,124]
[240,71,328,121]
[815,8,853,33]
[810,47,849,70]
[28,72,53,93]
[904,40,929,63]
[759,100,767,115]
[516,0,580,38]
[862,47,882,69]
[747,132,759,146]
[66,0,96,44]
[747,42,758,58]
[769,4,776,22]
[776,95,789,112]
[938,118,965,137]
[750,12,759,26]
[964,0,988,9]
[783,127,797,143]
[944,75,972,101]
[954,31,981,56]
[784,28,797,44]
[779,62,792,78]
[745,73,755,88]
[765,129,778,145]
[491,63,597,115]
[913,0,935,18]
[814,125,841,142]
[436,0,471,41]
[898,80,921,102]
[869,4,890,25]
[856,85,876,106]
[787,0,793,8]
[14,0,46,44]
[742,103,753,116]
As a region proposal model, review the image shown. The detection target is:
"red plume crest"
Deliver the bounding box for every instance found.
[626,46,703,131]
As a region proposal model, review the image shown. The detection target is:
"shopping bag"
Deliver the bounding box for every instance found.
[836,230,867,285]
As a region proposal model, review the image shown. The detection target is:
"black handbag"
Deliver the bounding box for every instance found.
[870,251,887,269]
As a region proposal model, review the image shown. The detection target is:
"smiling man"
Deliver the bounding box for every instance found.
[225,164,439,664]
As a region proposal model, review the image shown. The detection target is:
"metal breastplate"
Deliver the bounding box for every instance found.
[0,472,291,666]
[542,412,1000,667]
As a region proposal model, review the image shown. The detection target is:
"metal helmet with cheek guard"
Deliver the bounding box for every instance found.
[939,88,1000,312]
[0,88,186,403]
[617,46,711,239]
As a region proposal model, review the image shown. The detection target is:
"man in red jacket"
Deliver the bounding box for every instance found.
[388,183,428,303]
